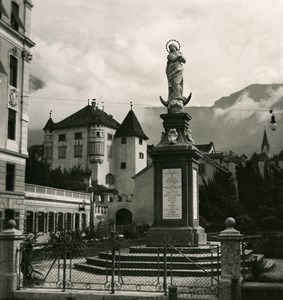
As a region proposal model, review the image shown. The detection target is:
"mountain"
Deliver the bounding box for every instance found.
[141,84,283,156]
[27,83,283,157]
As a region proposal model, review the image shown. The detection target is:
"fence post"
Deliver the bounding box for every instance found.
[168,285,178,300]
[110,230,116,294]
[218,217,243,300]
[0,220,25,300]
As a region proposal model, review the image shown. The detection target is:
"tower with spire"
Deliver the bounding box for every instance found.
[114,106,148,198]
[261,128,270,157]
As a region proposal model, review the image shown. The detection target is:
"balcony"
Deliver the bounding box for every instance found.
[25,183,90,204]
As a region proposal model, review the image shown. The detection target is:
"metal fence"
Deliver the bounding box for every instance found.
[241,233,283,283]
[19,233,220,297]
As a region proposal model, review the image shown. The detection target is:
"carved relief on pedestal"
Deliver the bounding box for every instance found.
[168,128,178,144]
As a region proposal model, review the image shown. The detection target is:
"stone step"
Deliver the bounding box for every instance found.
[86,257,221,270]
[129,245,219,254]
[74,263,221,277]
[98,252,220,262]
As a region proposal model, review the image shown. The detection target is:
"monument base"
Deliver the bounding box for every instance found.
[146,226,207,247]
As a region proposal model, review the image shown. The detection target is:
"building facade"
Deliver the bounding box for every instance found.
[43,102,149,226]
[0,0,35,231]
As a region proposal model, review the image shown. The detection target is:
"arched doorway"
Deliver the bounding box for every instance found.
[115,209,132,225]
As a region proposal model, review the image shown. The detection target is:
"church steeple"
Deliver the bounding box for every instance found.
[261,128,270,155]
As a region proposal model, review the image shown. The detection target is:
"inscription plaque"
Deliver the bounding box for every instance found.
[162,168,182,219]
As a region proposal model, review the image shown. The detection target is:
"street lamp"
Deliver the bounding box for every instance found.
[270,110,277,131]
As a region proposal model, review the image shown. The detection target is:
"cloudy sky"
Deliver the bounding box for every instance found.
[29,0,283,130]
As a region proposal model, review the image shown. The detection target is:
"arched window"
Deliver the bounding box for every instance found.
[106,173,115,185]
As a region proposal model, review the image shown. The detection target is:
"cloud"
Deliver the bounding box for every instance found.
[28,0,283,131]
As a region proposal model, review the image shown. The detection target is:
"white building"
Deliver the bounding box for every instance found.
[0,0,35,231]
[43,102,149,225]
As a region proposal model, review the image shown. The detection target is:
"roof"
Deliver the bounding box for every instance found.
[201,154,230,174]
[115,109,148,140]
[196,142,215,153]
[43,117,55,132]
[43,105,120,131]
[261,129,270,153]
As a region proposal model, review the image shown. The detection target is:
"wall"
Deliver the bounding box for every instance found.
[0,0,35,232]
[132,165,154,225]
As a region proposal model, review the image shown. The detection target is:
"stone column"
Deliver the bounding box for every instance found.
[0,220,25,300]
[218,217,243,300]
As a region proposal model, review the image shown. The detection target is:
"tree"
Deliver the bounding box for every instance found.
[199,171,241,232]
[236,162,283,231]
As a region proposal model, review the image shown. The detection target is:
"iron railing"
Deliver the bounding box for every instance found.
[19,233,220,297]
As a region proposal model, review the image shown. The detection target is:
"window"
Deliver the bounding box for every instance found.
[9,55,18,87]
[6,163,15,191]
[121,137,127,144]
[7,108,16,140]
[37,212,45,232]
[74,132,82,140]
[89,141,104,155]
[75,213,80,230]
[106,173,115,185]
[107,145,113,158]
[11,2,24,31]
[199,164,206,175]
[44,146,53,159]
[26,211,34,233]
[96,131,103,137]
[66,213,72,230]
[74,144,83,158]
[139,138,143,145]
[57,212,64,231]
[58,134,66,142]
[81,214,86,229]
[48,212,55,232]
[107,133,113,140]
[58,146,67,159]
[121,162,126,169]
[139,152,144,159]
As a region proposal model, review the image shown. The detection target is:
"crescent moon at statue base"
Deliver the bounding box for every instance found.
[159,93,192,113]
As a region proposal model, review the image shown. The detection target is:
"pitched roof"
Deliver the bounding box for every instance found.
[196,142,215,153]
[261,129,270,153]
[115,109,148,140]
[43,105,120,131]
[201,154,230,174]
[43,117,55,132]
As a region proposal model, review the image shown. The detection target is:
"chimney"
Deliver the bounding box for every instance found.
[92,99,97,109]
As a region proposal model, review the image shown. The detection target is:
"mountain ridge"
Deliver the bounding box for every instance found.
[28,82,283,157]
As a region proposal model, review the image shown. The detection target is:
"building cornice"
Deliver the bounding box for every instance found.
[0,148,29,159]
[0,20,36,48]
[0,191,25,197]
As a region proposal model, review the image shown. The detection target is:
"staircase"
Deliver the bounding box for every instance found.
[74,244,221,277]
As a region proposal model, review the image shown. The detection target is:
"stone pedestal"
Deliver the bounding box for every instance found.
[146,112,206,246]
[0,221,25,300]
[218,217,243,300]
